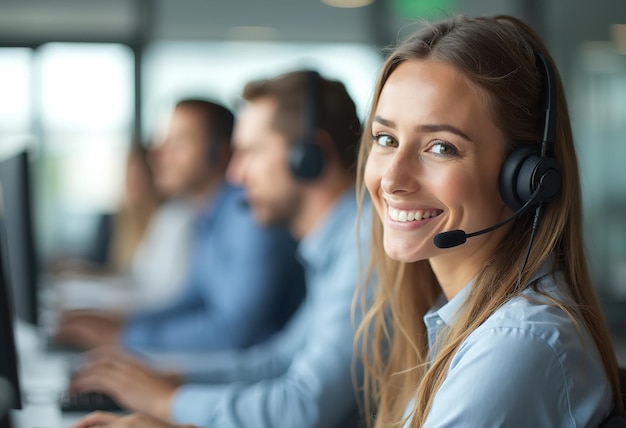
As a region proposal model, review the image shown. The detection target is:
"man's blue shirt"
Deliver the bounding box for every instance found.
[121,183,304,352]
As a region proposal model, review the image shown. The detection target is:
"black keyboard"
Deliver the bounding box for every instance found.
[59,391,124,412]
[45,339,85,354]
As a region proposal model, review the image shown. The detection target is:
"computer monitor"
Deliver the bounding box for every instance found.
[0,223,23,413]
[0,151,39,326]
[0,377,15,426]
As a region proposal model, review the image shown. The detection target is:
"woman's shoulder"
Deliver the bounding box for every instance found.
[461,271,608,384]
[464,270,608,388]
[452,272,612,426]
[478,271,577,343]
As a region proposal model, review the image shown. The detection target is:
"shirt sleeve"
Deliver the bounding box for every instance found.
[173,304,310,385]
[169,256,360,428]
[422,326,599,428]
[120,273,202,350]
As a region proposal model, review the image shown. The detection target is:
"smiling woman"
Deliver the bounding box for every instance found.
[356,14,625,428]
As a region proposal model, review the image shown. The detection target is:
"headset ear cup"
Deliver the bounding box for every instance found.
[500,145,563,211]
[499,145,541,211]
[289,142,324,180]
[531,157,562,203]
[208,141,218,165]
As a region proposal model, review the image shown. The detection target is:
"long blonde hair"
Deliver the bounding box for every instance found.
[355,15,624,427]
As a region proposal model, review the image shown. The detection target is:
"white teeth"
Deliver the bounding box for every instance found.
[387,206,441,223]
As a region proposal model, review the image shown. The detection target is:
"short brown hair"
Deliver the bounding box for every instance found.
[175,98,234,152]
[242,70,361,175]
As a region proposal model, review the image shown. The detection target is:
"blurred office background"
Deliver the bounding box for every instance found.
[0,0,625,335]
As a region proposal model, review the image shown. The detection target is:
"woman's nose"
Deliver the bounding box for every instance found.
[380,148,421,196]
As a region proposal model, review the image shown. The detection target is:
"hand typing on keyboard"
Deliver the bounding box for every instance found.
[69,347,181,421]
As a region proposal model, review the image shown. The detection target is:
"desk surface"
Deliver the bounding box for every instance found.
[11,320,90,428]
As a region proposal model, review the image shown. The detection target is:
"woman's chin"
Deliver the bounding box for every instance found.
[383,242,426,264]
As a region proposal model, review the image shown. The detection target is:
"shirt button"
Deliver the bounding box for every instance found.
[436,319,443,326]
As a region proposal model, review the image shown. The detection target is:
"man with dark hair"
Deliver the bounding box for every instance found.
[55,98,305,352]
[71,71,371,428]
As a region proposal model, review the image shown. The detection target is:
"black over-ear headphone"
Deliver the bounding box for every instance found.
[207,138,220,165]
[288,71,324,180]
[498,51,562,212]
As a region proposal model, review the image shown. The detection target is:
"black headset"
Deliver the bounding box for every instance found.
[209,135,232,167]
[207,138,220,165]
[498,51,562,212]
[288,70,324,180]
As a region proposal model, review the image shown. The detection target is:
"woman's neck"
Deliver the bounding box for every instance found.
[429,224,511,300]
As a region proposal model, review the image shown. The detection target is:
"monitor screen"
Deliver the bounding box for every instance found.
[0,151,39,326]
[0,377,15,424]
[0,220,22,411]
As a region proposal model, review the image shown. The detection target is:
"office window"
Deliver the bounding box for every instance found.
[0,48,33,158]
[142,41,382,140]
[36,43,134,258]
[571,44,626,302]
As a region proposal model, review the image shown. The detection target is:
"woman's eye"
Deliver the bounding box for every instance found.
[429,141,458,156]
[372,134,398,148]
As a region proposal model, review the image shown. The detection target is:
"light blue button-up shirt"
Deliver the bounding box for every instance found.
[404,262,613,427]
[121,183,305,352]
[169,188,371,428]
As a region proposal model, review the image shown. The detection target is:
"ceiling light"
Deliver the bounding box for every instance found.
[321,0,374,8]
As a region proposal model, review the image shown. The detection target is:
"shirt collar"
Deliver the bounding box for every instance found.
[434,258,556,327]
[192,182,235,228]
[297,187,358,272]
